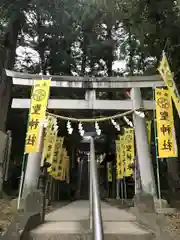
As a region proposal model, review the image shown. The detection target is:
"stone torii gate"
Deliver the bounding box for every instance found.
[6,69,164,199]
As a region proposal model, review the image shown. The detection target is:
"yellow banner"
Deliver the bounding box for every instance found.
[42,117,53,159]
[107,162,112,182]
[62,157,68,181]
[124,128,134,177]
[61,149,68,181]
[158,52,180,117]
[54,148,67,181]
[50,137,61,171]
[50,143,64,180]
[155,88,177,158]
[25,79,51,153]
[120,135,125,178]
[146,120,151,144]
[41,116,54,166]
[46,128,57,165]
[48,137,64,174]
[116,140,122,180]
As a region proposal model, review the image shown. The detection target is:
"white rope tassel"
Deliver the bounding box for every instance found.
[123,116,133,128]
[67,120,73,135]
[95,122,101,135]
[111,119,120,131]
[78,122,85,136]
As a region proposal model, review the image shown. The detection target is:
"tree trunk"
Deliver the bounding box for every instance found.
[106,26,113,77]
[106,23,114,100]
[81,32,88,76]
[37,10,46,74]
[128,27,135,76]
[0,14,23,196]
[0,15,22,131]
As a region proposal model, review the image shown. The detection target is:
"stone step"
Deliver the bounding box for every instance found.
[27,221,155,240]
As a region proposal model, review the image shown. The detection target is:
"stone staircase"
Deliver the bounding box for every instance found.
[27,201,155,240]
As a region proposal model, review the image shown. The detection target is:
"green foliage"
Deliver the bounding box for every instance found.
[0,0,179,78]
[0,0,179,81]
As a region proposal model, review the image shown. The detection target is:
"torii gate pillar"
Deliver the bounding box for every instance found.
[131,88,156,196]
[21,128,44,201]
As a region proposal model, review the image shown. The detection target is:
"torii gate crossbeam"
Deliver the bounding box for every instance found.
[6,69,161,202]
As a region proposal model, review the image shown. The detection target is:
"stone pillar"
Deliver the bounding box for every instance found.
[22,152,42,198]
[131,88,156,196]
[134,157,142,194]
[85,89,96,109]
[22,127,44,199]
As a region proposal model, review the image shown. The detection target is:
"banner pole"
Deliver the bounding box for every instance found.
[123,177,127,200]
[153,87,162,209]
[120,179,124,203]
[116,180,120,199]
[17,169,25,209]
[134,157,137,195]
[17,85,33,210]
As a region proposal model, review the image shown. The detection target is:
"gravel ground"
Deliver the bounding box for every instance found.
[162,212,180,238]
[0,199,15,233]
[0,198,69,234]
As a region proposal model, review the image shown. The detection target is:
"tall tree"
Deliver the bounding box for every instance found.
[0,0,33,131]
